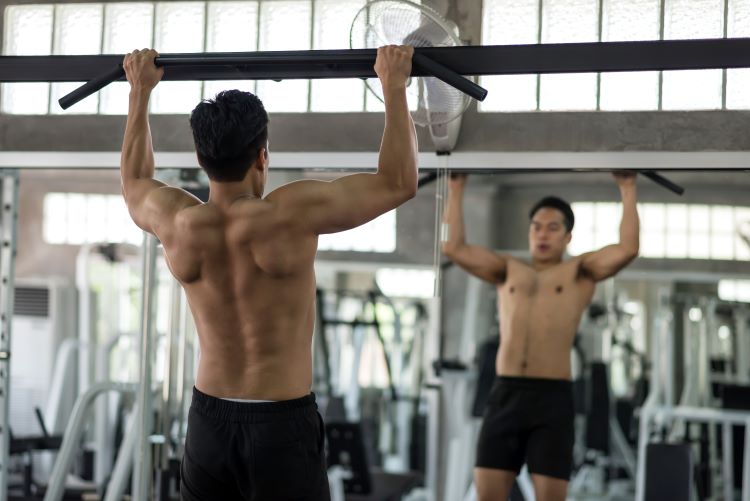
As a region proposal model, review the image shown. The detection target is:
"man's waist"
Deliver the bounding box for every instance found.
[190,386,317,422]
[494,374,573,392]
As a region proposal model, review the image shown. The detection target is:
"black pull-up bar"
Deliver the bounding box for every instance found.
[58,50,488,109]
[2,38,750,84]
[0,38,748,107]
[419,170,684,196]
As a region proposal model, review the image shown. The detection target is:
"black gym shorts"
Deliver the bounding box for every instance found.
[476,376,575,480]
[180,387,331,501]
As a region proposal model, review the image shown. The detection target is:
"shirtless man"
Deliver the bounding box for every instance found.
[120,46,417,501]
[442,173,639,501]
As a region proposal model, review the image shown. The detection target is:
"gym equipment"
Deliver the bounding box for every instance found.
[636,292,750,501]
[315,285,429,497]
[1,38,749,104]
[44,382,136,501]
[327,422,423,500]
[720,384,750,492]
[57,48,486,110]
[644,443,693,501]
[7,409,63,499]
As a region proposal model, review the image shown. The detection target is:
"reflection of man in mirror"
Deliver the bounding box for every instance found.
[120,46,417,500]
[442,173,640,501]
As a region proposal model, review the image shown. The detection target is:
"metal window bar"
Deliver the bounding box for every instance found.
[45,6,57,114]
[596,0,604,111]
[308,0,315,112]
[657,0,666,110]
[96,2,105,115]
[255,0,262,96]
[0,171,18,501]
[722,0,730,110]
[201,1,208,103]
[536,0,543,111]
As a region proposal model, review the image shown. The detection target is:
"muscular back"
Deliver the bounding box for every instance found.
[162,198,319,401]
[120,47,418,400]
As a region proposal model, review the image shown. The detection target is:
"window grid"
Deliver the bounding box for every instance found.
[480,0,744,112]
[4,1,747,114]
[2,1,370,115]
[569,202,750,261]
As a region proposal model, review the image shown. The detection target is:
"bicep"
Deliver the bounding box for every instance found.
[580,245,636,281]
[449,245,507,283]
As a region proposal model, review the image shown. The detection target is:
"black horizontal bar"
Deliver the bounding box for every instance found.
[2,38,750,83]
[58,48,487,108]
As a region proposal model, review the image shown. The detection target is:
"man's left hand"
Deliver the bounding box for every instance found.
[613,171,637,187]
[123,49,164,92]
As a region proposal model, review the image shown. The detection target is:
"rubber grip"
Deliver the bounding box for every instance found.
[58,65,125,110]
[412,52,488,102]
[641,171,685,195]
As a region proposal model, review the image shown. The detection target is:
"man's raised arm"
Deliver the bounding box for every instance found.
[269,45,418,234]
[120,49,199,241]
[580,172,640,281]
[441,174,507,283]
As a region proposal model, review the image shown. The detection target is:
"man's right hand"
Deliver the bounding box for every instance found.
[449,173,468,190]
[374,45,414,92]
[123,48,163,92]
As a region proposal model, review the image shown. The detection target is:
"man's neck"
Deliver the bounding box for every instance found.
[208,179,261,207]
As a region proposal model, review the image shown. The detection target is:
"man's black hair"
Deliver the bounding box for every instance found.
[529,196,574,232]
[189,90,269,182]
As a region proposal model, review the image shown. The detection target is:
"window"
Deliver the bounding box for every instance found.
[718,279,750,302]
[318,210,397,253]
[480,0,750,112]
[570,202,750,260]
[375,268,435,298]
[43,193,142,245]
[2,1,369,114]
[44,191,397,252]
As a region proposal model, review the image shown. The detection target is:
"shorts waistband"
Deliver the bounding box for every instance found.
[495,375,573,392]
[190,387,317,422]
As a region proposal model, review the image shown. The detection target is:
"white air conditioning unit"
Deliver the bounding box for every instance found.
[10,279,77,437]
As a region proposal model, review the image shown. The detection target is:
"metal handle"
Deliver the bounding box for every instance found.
[58,64,125,110]
[59,50,489,110]
[412,52,487,102]
[640,171,685,195]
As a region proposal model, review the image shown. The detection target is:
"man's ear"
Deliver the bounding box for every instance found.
[565,232,572,244]
[256,147,268,172]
